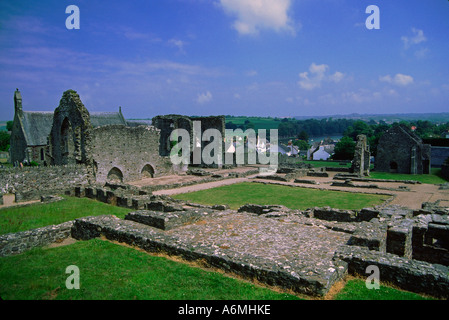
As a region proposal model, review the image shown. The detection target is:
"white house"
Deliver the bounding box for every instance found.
[311,146,331,160]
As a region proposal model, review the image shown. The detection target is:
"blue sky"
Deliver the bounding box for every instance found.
[0,0,448,120]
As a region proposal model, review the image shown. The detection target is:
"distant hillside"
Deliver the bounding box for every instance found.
[294,113,449,124]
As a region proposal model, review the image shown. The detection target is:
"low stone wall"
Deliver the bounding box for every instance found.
[0,165,90,202]
[311,207,357,222]
[0,221,74,257]
[334,174,421,184]
[334,245,449,299]
[125,209,217,231]
[71,215,348,297]
[325,167,351,172]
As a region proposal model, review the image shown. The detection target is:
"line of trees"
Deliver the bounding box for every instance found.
[278,118,359,138]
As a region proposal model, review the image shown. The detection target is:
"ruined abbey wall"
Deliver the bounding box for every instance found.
[48,90,93,166]
[91,125,173,184]
[0,165,90,202]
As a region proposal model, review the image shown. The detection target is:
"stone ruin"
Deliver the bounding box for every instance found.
[8,89,227,184]
[2,89,449,299]
[350,134,370,177]
[2,180,449,298]
[376,124,431,174]
[69,197,449,298]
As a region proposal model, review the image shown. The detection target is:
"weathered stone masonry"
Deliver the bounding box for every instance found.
[0,165,89,202]
[91,125,173,183]
[376,124,431,174]
[2,186,449,298]
[65,201,449,298]
[0,221,73,257]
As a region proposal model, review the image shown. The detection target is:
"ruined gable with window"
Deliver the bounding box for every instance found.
[46,89,173,183]
[10,89,174,184]
[375,124,431,174]
[9,89,54,166]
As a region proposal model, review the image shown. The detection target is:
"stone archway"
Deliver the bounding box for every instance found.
[390,161,398,173]
[107,167,123,183]
[60,117,75,165]
[141,164,155,179]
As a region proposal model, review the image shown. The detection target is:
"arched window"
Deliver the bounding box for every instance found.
[141,164,155,178]
[60,118,75,165]
[107,167,123,183]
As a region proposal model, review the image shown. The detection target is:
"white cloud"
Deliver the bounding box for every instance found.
[245,70,258,77]
[298,63,345,90]
[219,0,295,35]
[329,71,345,83]
[401,28,427,49]
[168,38,187,54]
[380,73,414,86]
[197,91,213,104]
[414,47,429,59]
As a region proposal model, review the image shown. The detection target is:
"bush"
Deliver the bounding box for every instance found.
[0,131,10,151]
[333,136,355,160]
[30,161,39,167]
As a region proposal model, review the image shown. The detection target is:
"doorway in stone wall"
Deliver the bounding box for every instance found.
[107,167,124,183]
[141,164,155,178]
[389,161,398,173]
[60,118,75,165]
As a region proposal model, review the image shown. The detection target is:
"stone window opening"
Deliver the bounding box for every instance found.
[141,164,155,179]
[389,161,398,173]
[107,167,123,183]
[61,118,75,165]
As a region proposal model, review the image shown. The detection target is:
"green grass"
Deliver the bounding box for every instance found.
[0,197,433,300]
[301,160,352,168]
[370,168,448,184]
[0,239,301,300]
[0,240,433,300]
[334,279,433,300]
[172,182,386,210]
[0,197,131,236]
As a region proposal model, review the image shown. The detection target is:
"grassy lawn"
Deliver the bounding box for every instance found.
[0,239,300,300]
[172,182,386,210]
[300,160,351,168]
[0,197,131,236]
[370,168,448,184]
[334,278,433,300]
[0,197,434,300]
[0,239,433,300]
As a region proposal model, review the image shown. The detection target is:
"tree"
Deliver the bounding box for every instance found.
[226,121,238,130]
[293,139,310,150]
[245,122,255,130]
[6,121,13,131]
[298,130,309,142]
[344,121,373,140]
[333,136,356,160]
[0,131,10,151]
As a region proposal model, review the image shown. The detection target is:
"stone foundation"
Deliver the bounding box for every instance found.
[1,182,448,298]
[0,221,74,257]
[334,245,449,299]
